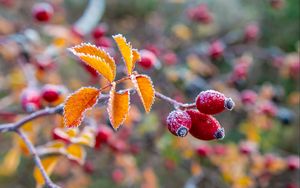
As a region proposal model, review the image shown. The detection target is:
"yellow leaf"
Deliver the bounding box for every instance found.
[77,54,114,82]
[132,49,141,64]
[66,144,86,165]
[33,156,59,186]
[107,82,130,130]
[44,140,66,150]
[0,145,20,176]
[131,74,155,113]
[113,34,133,74]
[72,127,95,147]
[69,43,116,79]
[64,87,100,128]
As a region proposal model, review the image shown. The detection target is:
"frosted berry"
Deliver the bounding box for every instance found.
[196,90,235,115]
[286,156,300,171]
[195,145,212,157]
[244,23,260,42]
[239,141,257,155]
[166,110,192,137]
[208,40,224,59]
[187,4,213,24]
[95,125,113,149]
[32,2,53,22]
[241,90,257,105]
[21,88,42,112]
[41,84,65,103]
[92,24,107,39]
[162,51,178,65]
[186,109,225,140]
[112,169,124,184]
[138,49,159,70]
[95,36,112,48]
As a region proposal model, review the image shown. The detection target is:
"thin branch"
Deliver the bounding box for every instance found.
[0,105,63,133]
[15,129,60,188]
[155,91,196,110]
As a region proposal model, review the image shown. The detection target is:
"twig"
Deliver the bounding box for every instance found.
[155,91,196,110]
[15,129,60,188]
[0,105,63,133]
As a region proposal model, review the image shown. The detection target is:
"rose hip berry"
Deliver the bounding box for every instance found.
[41,84,64,103]
[166,110,192,137]
[196,90,235,115]
[92,24,108,39]
[32,2,54,23]
[137,49,158,70]
[186,109,225,140]
[21,88,42,112]
[195,145,212,157]
[95,125,113,149]
[208,40,224,59]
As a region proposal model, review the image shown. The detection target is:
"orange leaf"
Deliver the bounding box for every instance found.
[132,49,141,64]
[131,74,155,113]
[33,156,59,186]
[64,87,100,128]
[107,82,130,130]
[77,54,114,82]
[66,144,86,165]
[69,43,116,79]
[113,34,134,74]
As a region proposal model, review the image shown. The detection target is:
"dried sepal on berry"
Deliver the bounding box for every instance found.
[131,74,155,113]
[107,82,130,130]
[63,87,100,128]
[33,156,59,186]
[69,43,116,78]
[75,54,115,82]
[113,34,134,74]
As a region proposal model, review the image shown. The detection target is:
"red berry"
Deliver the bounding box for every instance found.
[112,169,124,184]
[138,50,159,70]
[270,0,285,9]
[32,2,53,23]
[166,110,192,137]
[195,145,212,157]
[186,109,225,140]
[83,161,95,174]
[95,125,113,149]
[196,90,235,115]
[208,40,224,59]
[239,141,257,155]
[258,101,278,117]
[145,44,160,56]
[95,37,112,48]
[108,139,127,153]
[241,90,257,105]
[92,24,107,39]
[41,84,64,103]
[286,156,300,171]
[187,4,213,24]
[162,51,178,65]
[244,23,260,42]
[21,88,42,112]
[213,144,227,155]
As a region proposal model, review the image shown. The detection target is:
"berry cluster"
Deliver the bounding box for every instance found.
[166,90,235,140]
[21,84,66,112]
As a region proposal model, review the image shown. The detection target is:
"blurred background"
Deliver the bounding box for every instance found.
[0,0,299,187]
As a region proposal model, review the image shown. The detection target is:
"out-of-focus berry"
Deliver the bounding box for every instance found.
[32,2,54,22]
[20,88,42,112]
